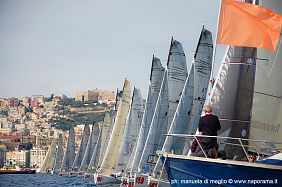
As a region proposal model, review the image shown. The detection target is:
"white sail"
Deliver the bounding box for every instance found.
[116,87,144,171]
[53,133,63,174]
[98,79,131,175]
[186,27,213,134]
[162,63,194,155]
[139,39,188,173]
[210,46,256,160]
[130,56,165,173]
[153,28,213,174]
[98,90,122,167]
[71,124,90,171]
[249,0,282,153]
[88,124,102,170]
[40,138,57,172]
[61,126,76,172]
[79,124,99,172]
[98,111,111,166]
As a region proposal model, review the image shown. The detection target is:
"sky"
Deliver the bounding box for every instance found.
[0,0,225,99]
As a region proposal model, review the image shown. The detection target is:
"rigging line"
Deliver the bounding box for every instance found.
[254,91,282,99]
[267,35,282,78]
[208,0,222,103]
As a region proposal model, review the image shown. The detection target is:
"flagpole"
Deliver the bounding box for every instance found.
[208,0,223,102]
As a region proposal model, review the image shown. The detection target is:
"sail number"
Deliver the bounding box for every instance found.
[136,176,145,184]
[128,181,134,187]
[149,182,158,187]
[121,179,128,186]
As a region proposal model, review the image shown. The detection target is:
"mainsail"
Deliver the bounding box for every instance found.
[61,126,76,172]
[53,133,63,174]
[98,111,111,166]
[186,27,213,134]
[154,27,213,174]
[98,79,131,175]
[116,87,144,171]
[40,138,57,172]
[88,124,102,170]
[71,124,90,171]
[162,63,194,155]
[79,124,99,172]
[98,90,123,167]
[210,46,256,160]
[130,56,165,173]
[139,39,188,172]
[249,0,282,154]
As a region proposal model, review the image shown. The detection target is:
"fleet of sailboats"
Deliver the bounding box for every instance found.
[38,1,282,186]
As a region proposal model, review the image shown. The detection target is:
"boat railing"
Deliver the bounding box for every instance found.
[163,134,282,162]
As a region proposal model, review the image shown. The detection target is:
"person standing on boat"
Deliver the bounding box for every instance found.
[195,104,221,158]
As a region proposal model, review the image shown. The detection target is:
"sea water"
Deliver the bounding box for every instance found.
[0,173,118,187]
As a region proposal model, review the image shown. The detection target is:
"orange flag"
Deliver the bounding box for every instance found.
[217,0,282,52]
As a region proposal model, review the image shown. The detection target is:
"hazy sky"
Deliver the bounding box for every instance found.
[0,0,225,98]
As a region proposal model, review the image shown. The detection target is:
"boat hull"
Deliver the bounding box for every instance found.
[0,169,36,174]
[160,154,282,187]
[94,173,121,185]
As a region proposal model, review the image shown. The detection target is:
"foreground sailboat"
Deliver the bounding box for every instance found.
[159,24,282,185]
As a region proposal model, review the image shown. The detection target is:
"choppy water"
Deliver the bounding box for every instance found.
[0,173,108,187]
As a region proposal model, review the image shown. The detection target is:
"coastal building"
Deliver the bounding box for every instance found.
[30,147,48,168]
[75,88,115,103]
[0,98,19,108]
[5,150,25,166]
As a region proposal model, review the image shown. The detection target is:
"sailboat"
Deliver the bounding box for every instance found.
[60,126,75,176]
[130,56,165,174]
[72,124,90,173]
[39,137,57,173]
[79,123,100,173]
[97,111,111,167]
[158,43,278,186]
[84,90,123,180]
[98,90,123,168]
[52,133,64,174]
[138,39,188,176]
[88,123,102,172]
[94,79,131,185]
[159,3,282,181]
[116,87,144,172]
[152,27,213,183]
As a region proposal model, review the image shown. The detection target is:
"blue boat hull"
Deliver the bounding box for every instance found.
[160,154,282,187]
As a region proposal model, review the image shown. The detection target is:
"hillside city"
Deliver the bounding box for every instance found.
[0,89,116,170]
